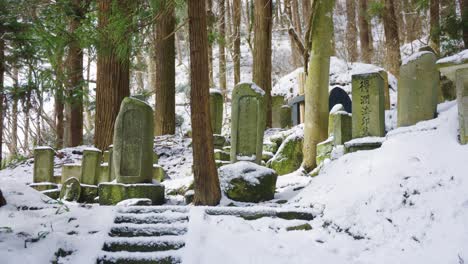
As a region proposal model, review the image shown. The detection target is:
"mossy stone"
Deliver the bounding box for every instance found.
[210,89,224,134]
[262,152,274,163]
[272,95,286,128]
[332,111,352,146]
[79,185,98,203]
[61,164,81,184]
[81,149,102,185]
[98,183,165,205]
[286,223,312,231]
[213,134,227,150]
[263,141,278,154]
[60,177,81,202]
[215,160,230,168]
[98,164,111,184]
[268,134,303,176]
[152,165,167,182]
[456,68,468,144]
[214,149,230,161]
[316,138,333,166]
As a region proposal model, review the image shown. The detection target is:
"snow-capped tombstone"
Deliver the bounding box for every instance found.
[81,148,102,185]
[398,51,439,127]
[330,105,352,145]
[33,147,55,183]
[61,164,81,184]
[113,97,154,184]
[329,87,352,113]
[272,95,286,128]
[230,82,266,164]
[210,89,223,135]
[456,68,468,144]
[351,72,385,138]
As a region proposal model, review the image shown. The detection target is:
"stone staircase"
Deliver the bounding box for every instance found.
[97,206,189,264]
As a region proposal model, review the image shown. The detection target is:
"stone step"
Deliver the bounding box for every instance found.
[109,224,188,237]
[114,213,189,225]
[96,251,181,264]
[205,207,315,221]
[102,237,185,252]
[117,206,188,215]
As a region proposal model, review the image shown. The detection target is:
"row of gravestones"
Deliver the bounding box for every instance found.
[30,98,167,205]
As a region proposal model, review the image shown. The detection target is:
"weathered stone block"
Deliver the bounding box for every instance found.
[61,164,81,184]
[230,82,266,164]
[33,147,55,183]
[219,161,277,203]
[262,151,274,163]
[213,134,227,150]
[344,137,385,153]
[98,183,165,206]
[210,89,224,134]
[267,133,303,176]
[316,138,333,166]
[214,149,230,161]
[98,164,110,184]
[332,111,352,146]
[102,150,110,163]
[79,185,98,203]
[113,98,154,184]
[60,177,81,202]
[352,72,385,138]
[272,95,286,128]
[456,68,468,144]
[81,148,102,185]
[398,52,439,127]
[152,164,167,182]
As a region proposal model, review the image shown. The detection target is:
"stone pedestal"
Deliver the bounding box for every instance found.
[99,183,165,206]
[61,164,82,184]
[352,72,385,138]
[230,82,266,164]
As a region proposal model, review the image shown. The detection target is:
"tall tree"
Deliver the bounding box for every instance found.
[358,0,372,63]
[253,0,272,127]
[462,0,468,47]
[430,0,440,54]
[302,0,335,171]
[94,0,132,150]
[346,0,358,62]
[219,0,227,93]
[382,0,401,77]
[187,0,221,206]
[64,0,88,147]
[0,18,4,165]
[206,0,214,88]
[154,0,176,136]
[233,0,241,84]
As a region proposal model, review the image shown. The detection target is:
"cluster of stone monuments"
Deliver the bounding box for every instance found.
[28,49,468,205]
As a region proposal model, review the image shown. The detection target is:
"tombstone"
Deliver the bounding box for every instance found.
[352,72,385,138]
[81,148,102,185]
[113,98,154,184]
[209,89,224,135]
[60,177,81,202]
[33,147,55,183]
[379,70,391,110]
[99,97,164,205]
[272,95,286,128]
[398,51,439,127]
[98,164,110,184]
[329,87,352,113]
[230,82,266,164]
[328,104,352,145]
[61,164,81,184]
[280,105,292,128]
[456,68,468,144]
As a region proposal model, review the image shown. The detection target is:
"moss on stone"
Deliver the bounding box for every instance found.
[214,149,230,161]
[316,138,333,166]
[79,185,98,203]
[286,223,312,231]
[268,134,303,176]
[98,183,165,205]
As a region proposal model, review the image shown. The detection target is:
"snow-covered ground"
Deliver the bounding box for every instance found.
[1,97,468,263]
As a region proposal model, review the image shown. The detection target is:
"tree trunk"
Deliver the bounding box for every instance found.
[346,0,358,62]
[65,0,85,147]
[219,0,227,93]
[154,0,176,136]
[462,0,468,48]
[358,0,372,63]
[302,0,311,27]
[233,0,241,85]
[253,0,273,128]
[187,0,221,206]
[0,33,4,164]
[206,0,214,88]
[94,0,131,150]
[11,68,19,156]
[382,0,401,77]
[291,0,303,38]
[302,0,334,171]
[430,0,440,54]
[285,0,302,67]
[55,90,64,149]
[23,89,31,154]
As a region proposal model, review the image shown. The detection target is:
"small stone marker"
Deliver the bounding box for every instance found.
[113,97,154,184]
[352,72,385,138]
[61,164,81,184]
[98,164,110,183]
[210,89,224,135]
[33,147,55,183]
[329,87,352,113]
[60,177,81,202]
[329,104,352,145]
[272,95,286,128]
[81,148,102,185]
[230,82,266,164]
[398,51,439,127]
[456,68,468,144]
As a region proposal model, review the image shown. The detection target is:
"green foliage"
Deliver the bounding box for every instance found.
[367,1,384,19]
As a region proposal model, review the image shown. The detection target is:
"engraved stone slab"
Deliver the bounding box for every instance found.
[81,148,102,185]
[210,89,224,135]
[33,147,55,183]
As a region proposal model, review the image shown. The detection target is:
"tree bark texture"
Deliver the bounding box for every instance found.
[346,0,358,62]
[430,0,440,54]
[382,0,401,77]
[358,0,372,63]
[219,0,227,93]
[233,0,241,85]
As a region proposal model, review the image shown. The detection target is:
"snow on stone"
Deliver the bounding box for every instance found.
[436,49,468,65]
[402,51,434,65]
[344,136,386,147]
[219,161,276,188]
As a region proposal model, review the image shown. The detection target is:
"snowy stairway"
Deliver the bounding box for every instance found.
[97,206,189,264]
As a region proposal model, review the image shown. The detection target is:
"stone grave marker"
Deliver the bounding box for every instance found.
[398,51,439,127]
[33,147,55,183]
[61,164,81,184]
[81,148,102,185]
[60,177,81,202]
[272,95,286,128]
[230,82,266,164]
[210,89,224,135]
[351,72,385,138]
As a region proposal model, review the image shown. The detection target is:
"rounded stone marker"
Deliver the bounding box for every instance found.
[60,177,81,202]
